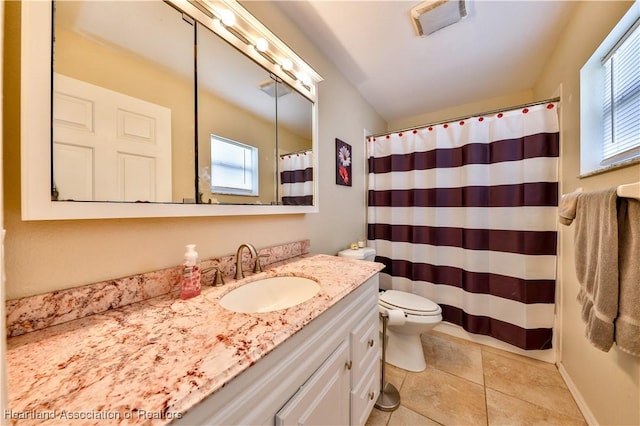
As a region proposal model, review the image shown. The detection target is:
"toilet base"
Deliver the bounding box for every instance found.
[385,329,426,372]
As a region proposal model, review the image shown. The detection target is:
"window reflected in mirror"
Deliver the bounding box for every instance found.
[208,135,259,200]
[196,22,277,205]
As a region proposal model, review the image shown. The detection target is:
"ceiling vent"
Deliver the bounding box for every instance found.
[411,0,467,37]
[258,78,291,98]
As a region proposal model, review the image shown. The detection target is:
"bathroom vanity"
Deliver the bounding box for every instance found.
[178,271,380,425]
[6,255,383,425]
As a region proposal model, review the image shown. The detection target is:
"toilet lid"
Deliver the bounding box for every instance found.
[379,290,441,316]
[337,247,376,260]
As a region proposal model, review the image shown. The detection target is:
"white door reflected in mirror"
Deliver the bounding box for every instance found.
[53,74,172,202]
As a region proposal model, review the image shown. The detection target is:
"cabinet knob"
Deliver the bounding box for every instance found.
[368,339,375,348]
[345,360,352,370]
[368,391,375,400]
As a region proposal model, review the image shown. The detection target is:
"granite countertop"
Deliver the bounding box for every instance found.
[6,254,384,425]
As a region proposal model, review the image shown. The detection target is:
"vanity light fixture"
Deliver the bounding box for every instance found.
[217,11,252,46]
[298,73,312,91]
[255,37,268,52]
[280,61,297,81]
[255,44,278,65]
[214,9,271,63]
[182,0,322,101]
[281,58,293,71]
[299,74,312,87]
[226,26,251,45]
[219,8,235,26]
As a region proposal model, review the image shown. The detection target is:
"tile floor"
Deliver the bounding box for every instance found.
[366,331,587,426]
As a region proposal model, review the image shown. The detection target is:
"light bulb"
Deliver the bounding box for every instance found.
[220,9,235,26]
[255,38,268,52]
[281,58,293,71]
[299,73,311,87]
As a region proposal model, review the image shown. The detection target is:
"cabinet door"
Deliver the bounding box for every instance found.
[275,340,350,426]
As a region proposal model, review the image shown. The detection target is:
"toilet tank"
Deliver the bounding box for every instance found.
[337,247,376,261]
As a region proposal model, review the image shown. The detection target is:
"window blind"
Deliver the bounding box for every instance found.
[210,136,258,195]
[602,19,640,164]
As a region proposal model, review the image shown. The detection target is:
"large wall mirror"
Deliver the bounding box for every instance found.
[21,0,321,220]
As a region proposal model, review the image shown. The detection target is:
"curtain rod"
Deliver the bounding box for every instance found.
[367,97,561,139]
[279,148,312,157]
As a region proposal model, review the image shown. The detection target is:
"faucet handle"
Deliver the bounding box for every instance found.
[212,267,225,286]
[202,266,225,286]
[254,257,263,273]
[254,253,269,273]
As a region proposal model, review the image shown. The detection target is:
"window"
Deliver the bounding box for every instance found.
[580,4,640,175]
[210,135,259,196]
[601,19,640,165]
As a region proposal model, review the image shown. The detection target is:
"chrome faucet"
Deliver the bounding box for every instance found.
[235,243,262,279]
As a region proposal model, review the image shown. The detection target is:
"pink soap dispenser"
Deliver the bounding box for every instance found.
[180,244,201,300]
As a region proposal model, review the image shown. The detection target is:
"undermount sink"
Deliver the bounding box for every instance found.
[219,276,320,313]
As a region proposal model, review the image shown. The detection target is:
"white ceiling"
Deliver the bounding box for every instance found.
[274,0,579,123]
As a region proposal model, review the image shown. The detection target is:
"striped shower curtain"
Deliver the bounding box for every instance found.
[367,102,559,350]
[280,150,313,205]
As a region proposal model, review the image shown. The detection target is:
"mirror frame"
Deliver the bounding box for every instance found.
[21,0,322,220]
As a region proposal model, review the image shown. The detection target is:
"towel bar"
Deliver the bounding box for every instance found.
[562,183,639,201]
[617,182,640,200]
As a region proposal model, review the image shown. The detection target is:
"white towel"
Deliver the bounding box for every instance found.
[614,199,640,356]
[574,188,619,352]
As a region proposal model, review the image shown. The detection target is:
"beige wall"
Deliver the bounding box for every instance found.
[387,89,534,132]
[2,1,386,300]
[533,1,639,425]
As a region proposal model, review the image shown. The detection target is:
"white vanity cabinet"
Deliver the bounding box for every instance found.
[176,275,380,426]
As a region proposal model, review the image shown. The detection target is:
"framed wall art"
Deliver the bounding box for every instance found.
[335,138,352,187]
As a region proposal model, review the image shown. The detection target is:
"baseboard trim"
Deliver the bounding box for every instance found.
[557,362,598,426]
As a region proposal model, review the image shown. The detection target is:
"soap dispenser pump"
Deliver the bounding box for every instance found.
[180,244,201,300]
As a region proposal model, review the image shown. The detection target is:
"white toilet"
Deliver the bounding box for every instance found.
[337,247,442,372]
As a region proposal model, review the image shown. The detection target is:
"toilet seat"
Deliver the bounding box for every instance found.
[379,290,442,316]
